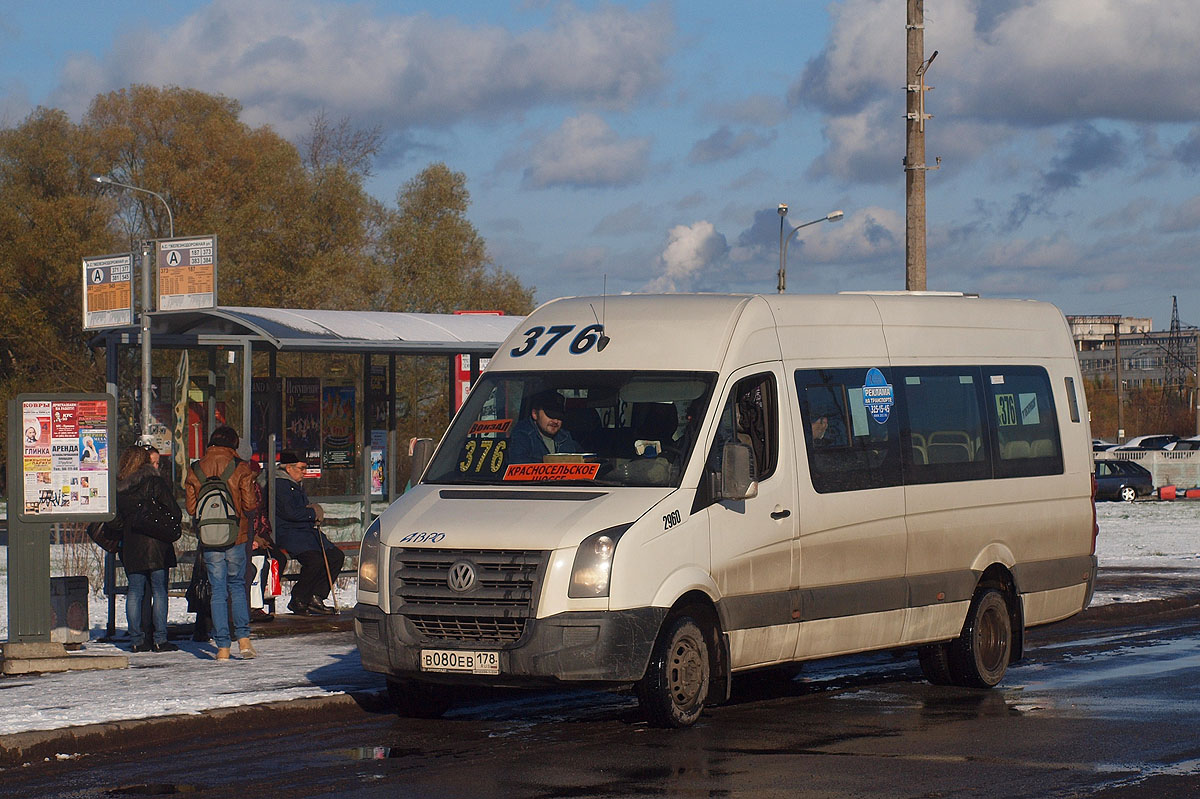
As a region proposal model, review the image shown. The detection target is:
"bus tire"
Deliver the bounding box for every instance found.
[637,614,711,728]
[949,588,1012,688]
[387,678,453,719]
[917,642,955,685]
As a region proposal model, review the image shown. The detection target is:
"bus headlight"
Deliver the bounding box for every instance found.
[358,517,382,593]
[569,524,631,598]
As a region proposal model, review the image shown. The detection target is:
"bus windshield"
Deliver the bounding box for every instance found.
[423,371,716,488]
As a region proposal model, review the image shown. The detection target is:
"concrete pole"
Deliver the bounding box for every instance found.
[905,0,927,291]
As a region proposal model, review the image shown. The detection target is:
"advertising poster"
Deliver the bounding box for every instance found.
[369,365,389,428]
[251,377,281,459]
[321,383,356,469]
[371,429,387,495]
[21,398,112,517]
[284,377,322,476]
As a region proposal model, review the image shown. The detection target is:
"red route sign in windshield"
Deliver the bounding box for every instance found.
[503,462,600,482]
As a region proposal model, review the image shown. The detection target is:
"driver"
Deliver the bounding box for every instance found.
[508,390,581,463]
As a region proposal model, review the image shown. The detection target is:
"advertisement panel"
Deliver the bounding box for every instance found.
[15,394,117,522]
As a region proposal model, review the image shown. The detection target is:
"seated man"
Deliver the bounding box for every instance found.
[274,451,344,616]
[508,390,581,463]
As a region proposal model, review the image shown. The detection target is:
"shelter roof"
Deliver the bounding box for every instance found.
[114,306,525,354]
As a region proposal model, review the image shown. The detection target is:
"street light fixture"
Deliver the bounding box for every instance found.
[90,174,175,443]
[777,205,844,294]
[90,174,174,238]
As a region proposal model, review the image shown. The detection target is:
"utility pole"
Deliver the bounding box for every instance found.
[905,0,937,291]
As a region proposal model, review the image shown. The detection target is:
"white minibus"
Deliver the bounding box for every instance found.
[354,292,1097,727]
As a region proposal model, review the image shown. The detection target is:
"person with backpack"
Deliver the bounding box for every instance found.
[184,425,258,661]
[115,445,181,653]
[274,451,344,616]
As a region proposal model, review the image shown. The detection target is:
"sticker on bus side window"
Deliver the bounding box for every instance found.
[862,368,894,424]
[995,394,1018,426]
[503,462,601,481]
[468,419,513,436]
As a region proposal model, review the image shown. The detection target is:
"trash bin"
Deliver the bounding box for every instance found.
[50,575,90,644]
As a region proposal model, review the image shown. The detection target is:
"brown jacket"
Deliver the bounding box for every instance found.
[184,445,256,546]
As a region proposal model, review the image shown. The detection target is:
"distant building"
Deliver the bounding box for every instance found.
[1068,314,1199,390]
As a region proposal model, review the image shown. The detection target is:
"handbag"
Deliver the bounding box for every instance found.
[85,519,123,553]
[186,558,213,612]
[132,496,182,543]
[266,557,282,599]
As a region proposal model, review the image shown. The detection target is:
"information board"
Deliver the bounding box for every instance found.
[81,253,134,329]
[14,393,118,523]
[157,236,217,311]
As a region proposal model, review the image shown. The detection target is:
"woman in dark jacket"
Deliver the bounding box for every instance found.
[116,446,181,653]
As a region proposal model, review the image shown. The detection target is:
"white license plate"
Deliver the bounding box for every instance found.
[420,649,500,675]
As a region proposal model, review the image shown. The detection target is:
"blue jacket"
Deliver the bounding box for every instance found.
[508,418,580,464]
[274,476,330,554]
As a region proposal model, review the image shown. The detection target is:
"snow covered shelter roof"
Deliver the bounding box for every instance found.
[124,306,525,355]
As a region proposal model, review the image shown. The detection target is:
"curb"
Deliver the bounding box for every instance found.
[0,689,389,769]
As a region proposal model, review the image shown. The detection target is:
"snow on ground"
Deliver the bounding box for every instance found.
[0,500,1197,740]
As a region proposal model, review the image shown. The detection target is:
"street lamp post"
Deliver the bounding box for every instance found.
[91,174,175,442]
[777,205,844,294]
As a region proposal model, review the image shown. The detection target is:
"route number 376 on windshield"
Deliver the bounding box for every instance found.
[510,324,605,357]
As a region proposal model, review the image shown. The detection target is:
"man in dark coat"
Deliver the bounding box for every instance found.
[274,451,344,615]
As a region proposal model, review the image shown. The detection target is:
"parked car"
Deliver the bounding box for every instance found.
[1105,434,1180,451]
[1092,439,1114,452]
[1094,460,1154,502]
[1165,435,1200,451]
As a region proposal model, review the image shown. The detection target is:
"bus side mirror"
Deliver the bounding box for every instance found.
[719,441,758,501]
[410,437,435,485]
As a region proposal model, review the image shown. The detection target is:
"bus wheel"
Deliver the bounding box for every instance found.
[917,642,954,685]
[950,588,1012,688]
[387,678,453,718]
[637,614,711,728]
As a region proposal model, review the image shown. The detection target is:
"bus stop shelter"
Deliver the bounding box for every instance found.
[92,306,524,532]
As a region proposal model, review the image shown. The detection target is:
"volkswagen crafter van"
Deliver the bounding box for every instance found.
[354,292,1097,727]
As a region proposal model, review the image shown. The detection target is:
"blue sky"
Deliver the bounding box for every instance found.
[3,0,1200,327]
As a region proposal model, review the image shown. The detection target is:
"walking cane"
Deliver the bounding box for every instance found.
[317,524,340,612]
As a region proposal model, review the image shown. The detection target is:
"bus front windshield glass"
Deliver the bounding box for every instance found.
[423,371,716,488]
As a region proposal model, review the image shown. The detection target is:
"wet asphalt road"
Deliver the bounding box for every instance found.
[7,598,1200,798]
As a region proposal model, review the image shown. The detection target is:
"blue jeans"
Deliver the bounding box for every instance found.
[203,546,251,648]
[126,569,169,646]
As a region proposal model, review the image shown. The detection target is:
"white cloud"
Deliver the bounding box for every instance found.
[522,113,652,189]
[799,206,904,263]
[644,221,728,292]
[52,0,673,139]
[792,0,1200,182]
[979,233,1081,270]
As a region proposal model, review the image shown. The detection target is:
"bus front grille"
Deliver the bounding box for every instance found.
[390,548,547,644]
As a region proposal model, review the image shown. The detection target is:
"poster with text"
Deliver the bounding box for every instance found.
[322,383,356,469]
[21,397,111,517]
[284,377,322,477]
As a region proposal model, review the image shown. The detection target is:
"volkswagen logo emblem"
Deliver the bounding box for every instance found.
[447,561,477,593]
